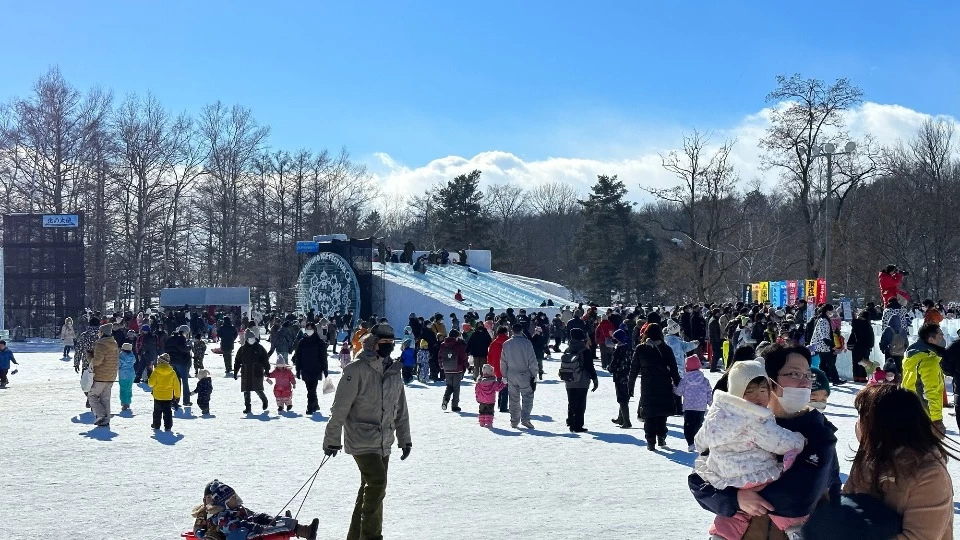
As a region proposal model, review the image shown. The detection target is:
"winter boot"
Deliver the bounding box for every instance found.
[286,404,292,411]
[451,406,462,412]
[657,435,667,447]
[618,404,632,428]
[295,518,319,539]
[646,440,655,451]
[261,399,268,411]
[441,399,448,411]
[243,407,252,414]
[521,420,535,429]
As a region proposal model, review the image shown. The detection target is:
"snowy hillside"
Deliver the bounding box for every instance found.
[2,347,959,539]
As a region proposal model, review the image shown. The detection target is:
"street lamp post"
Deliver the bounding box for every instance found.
[810,141,857,301]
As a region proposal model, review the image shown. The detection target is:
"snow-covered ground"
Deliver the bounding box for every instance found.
[3,347,960,540]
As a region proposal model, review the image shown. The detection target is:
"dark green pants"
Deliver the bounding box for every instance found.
[348,454,390,540]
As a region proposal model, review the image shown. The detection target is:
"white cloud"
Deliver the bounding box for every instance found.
[367,102,957,203]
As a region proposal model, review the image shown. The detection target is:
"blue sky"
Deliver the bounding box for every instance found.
[2,1,959,193]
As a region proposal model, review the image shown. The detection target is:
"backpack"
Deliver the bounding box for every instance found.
[441,346,459,372]
[888,315,907,356]
[559,349,583,382]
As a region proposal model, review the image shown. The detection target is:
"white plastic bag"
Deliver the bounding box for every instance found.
[322,378,335,395]
[80,367,94,393]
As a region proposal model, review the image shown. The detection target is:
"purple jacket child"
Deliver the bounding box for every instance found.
[675,356,713,412]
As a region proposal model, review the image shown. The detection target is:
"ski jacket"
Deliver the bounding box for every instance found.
[694,391,805,489]
[193,377,213,400]
[551,318,565,339]
[607,344,632,384]
[268,367,296,399]
[148,363,182,401]
[271,324,295,353]
[92,336,119,382]
[564,339,598,390]
[708,317,722,343]
[234,343,270,392]
[439,337,468,374]
[61,324,76,346]
[466,326,493,358]
[118,351,136,380]
[878,271,908,305]
[164,334,192,367]
[902,341,946,421]
[324,350,412,456]
[191,339,207,361]
[689,408,841,520]
[218,322,238,350]
[0,349,15,371]
[594,319,615,346]
[500,335,539,385]
[939,341,960,394]
[487,334,508,378]
[675,369,713,412]
[665,334,697,376]
[475,376,507,404]
[292,333,328,380]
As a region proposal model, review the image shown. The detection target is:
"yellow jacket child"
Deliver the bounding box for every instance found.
[149,354,182,401]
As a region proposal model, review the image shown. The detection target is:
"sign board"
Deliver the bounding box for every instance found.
[296,241,319,254]
[42,215,79,228]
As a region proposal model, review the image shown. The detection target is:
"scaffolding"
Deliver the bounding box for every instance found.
[2,213,85,337]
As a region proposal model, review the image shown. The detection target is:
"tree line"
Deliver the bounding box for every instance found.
[2,69,957,312]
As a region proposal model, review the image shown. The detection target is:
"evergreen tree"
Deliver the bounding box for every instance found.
[573,175,637,304]
[432,170,491,250]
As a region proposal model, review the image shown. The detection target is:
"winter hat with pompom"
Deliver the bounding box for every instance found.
[481,363,495,376]
[157,353,171,364]
[665,319,681,335]
[206,480,236,507]
[684,355,702,372]
[727,360,769,400]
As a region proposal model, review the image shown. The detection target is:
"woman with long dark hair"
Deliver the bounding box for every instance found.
[631,323,681,450]
[843,384,956,539]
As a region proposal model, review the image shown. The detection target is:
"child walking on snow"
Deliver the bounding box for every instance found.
[267,357,296,414]
[192,335,207,376]
[339,341,352,370]
[193,369,213,415]
[194,480,318,540]
[693,361,807,540]
[118,342,136,410]
[148,353,181,432]
[475,363,507,427]
[416,339,430,383]
[674,354,713,452]
[400,340,415,384]
[0,340,18,389]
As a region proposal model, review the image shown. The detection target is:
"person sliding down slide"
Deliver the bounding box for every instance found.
[878,265,909,305]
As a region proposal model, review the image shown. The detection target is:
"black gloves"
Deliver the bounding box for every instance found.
[324,445,341,457]
[591,380,599,392]
[530,377,537,392]
[400,444,412,461]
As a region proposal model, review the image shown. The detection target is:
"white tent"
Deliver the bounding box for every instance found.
[159,287,251,316]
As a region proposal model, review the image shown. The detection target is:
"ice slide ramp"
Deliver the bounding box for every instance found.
[380,263,571,330]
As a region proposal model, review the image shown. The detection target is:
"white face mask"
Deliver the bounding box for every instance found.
[809,401,827,411]
[775,386,812,414]
[305,330,315,336]
[246,338,256,345]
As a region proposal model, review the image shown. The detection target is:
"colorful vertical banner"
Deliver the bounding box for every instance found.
[805,280,817,303]
[779,281,788,307]
[797,280,805,302]
[817,278,827,305]
[806,298,816,321]
[787,280,798,305]
[841,298,853,321]
[770,281,781,307]
[759,281,770,303]
[752,283,760,302]
[742,284,752,304]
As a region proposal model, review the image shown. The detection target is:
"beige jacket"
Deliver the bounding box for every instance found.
[324,350,411,456]
[92,336,119,382]
[843,451,954,540]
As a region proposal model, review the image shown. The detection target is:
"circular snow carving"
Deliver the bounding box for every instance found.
[296,252,361,326]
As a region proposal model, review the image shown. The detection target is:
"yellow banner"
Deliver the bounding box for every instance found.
[751,283,760,301]
[759,281,770,303]
[805,280,818,301]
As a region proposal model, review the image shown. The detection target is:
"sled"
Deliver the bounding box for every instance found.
[181,529,295,539]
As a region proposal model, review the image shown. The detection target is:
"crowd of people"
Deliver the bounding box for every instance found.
[9,282,953,540]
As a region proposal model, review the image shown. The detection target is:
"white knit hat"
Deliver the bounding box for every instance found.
[727,360,769,400]
[665,319,681,335]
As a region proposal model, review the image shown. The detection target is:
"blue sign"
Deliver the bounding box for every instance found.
[296,241,319,253]
[42,214,79,228]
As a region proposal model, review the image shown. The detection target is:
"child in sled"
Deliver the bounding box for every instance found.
[193,480,318,540]
[693,360,807,540]
[266,358,296,414]
[475,363,506,427]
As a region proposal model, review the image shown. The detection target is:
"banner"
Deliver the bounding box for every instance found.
[752,283,760,302]
[806,297,816,321]
[817,278,827,305]
[742,284,752,304]
[841,298,853,321]
[770,281,781,307]
[787,280,798,305]
[797,280,806,302]
[759,281,770,303]
[806,280,817,303]
[779,281,789,307]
